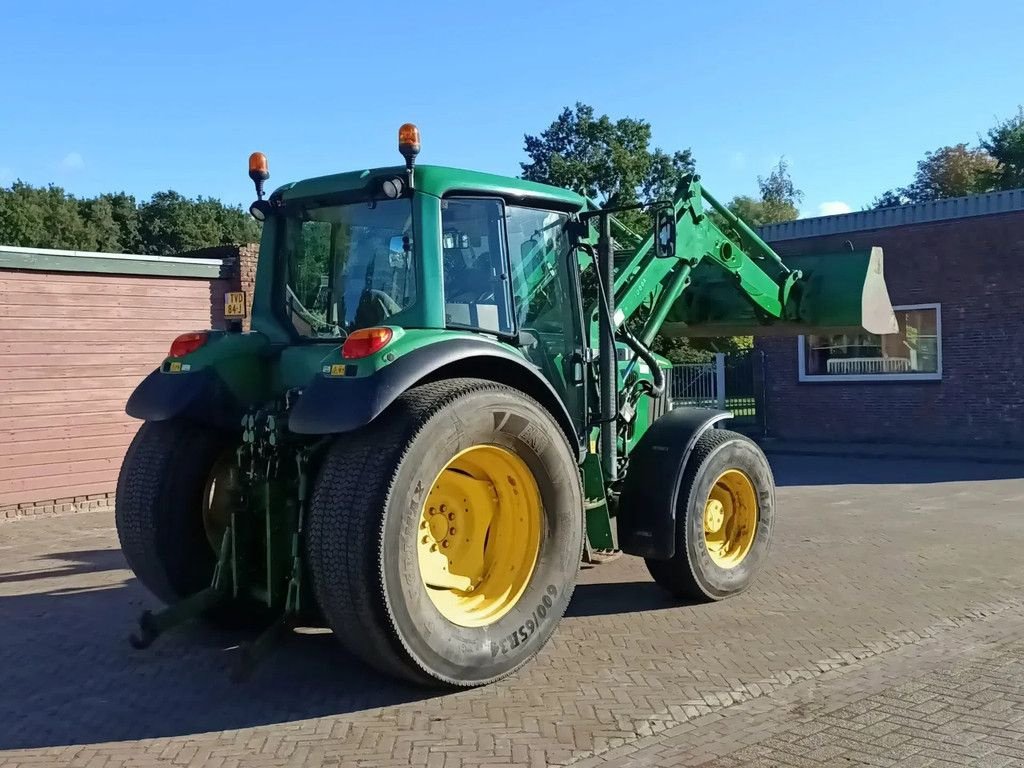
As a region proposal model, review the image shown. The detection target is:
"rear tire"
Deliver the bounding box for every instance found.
[305,378,584,688]
[645,429,774,601]
[115,419,263,627]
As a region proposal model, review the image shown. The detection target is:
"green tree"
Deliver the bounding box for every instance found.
[0,181,95,250]
[0,181,257,256]
[520,102,695,230]
[726,158,803,226]
[137,191,260,255]
[99,192,142,252]
[980,105,1024,190]
[79,196,123,252]
[871,143,998,208]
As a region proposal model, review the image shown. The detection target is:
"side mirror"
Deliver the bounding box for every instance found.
[654,204,676,259]
[389,235,411,254]
[389,234,412,267]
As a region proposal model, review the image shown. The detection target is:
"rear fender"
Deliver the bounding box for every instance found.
[287,338,583,457]
[126,367,241,430]
[616,406,732,559]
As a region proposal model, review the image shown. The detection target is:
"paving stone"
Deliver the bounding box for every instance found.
[3,456,1024,767]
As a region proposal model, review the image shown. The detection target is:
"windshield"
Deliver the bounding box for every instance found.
[280,199,415,338]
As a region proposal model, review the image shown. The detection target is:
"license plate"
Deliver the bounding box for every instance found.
[224,291,247,319]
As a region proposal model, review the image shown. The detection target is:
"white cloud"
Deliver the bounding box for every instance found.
[60,152,84,171]
[817,201,852,216]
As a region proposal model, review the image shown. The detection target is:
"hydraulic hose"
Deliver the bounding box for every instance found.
[619,327,665,398]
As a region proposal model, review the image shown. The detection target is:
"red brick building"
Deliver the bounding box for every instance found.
[754,188,1024,448]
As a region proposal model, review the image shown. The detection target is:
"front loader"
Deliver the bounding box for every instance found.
[116,124,897,686]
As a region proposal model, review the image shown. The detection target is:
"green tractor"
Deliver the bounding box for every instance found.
[116,124,897,686]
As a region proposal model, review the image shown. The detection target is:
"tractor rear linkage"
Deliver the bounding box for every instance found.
[128,394,327,681]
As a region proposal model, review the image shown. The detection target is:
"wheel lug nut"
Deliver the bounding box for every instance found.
[442,541,450,549]
[449,528,456,535]
[448,512,455,521]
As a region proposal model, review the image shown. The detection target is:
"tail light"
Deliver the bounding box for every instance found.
[169,332,208,358]
[341,327,393,360]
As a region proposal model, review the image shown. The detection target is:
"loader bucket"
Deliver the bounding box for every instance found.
[662,246,899,338]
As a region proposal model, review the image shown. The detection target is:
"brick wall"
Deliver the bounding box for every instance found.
[238,243,259,332]
[180,243,260,331]
[1,243,259,521]
[2,492,115,520]
[756,211,1024,447]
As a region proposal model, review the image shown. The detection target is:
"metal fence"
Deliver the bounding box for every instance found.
[668,353,725,409]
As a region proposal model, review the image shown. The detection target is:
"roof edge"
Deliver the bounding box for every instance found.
[0,244,227,278]
[757,187,1024,242]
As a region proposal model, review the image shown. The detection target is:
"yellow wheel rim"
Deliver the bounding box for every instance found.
[417,445,543,628]
[703,469,757,569]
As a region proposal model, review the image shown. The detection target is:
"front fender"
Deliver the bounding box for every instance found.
[616,406,732,560]
[287,338,578,447]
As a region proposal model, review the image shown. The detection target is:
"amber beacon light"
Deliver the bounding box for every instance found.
[398,124,421,158]
[248,151,271,221]
[398,123,421,189]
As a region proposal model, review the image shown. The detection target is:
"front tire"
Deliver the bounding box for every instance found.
[305,378,584,688]
[645,428,775,601]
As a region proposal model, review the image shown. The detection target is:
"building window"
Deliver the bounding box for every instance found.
[798,303,942,382]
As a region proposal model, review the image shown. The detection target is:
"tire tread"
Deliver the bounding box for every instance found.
[306,377,578,687]
[646,428,771,601]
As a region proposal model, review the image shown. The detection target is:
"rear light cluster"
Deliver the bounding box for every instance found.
[341,327,393,359]
[166,327,393,363]
[169,332,208,358]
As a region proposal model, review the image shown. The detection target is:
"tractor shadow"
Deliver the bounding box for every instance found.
[566,579,699,617]
[0,548,126,586]
[0,550,442,750]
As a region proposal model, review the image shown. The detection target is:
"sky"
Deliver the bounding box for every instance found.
[2,1,1022,219]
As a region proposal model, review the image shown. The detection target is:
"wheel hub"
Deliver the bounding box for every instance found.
[702,469,758,569]
[426,507,451,544]
[703,499,725,533]
[417,445,542,627]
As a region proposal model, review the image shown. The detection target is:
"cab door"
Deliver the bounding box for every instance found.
[504,205,588,437]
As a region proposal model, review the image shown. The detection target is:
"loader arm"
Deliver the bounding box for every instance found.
[612,175,795,340]
[586,174,897,345]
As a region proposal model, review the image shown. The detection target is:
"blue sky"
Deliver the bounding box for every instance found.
[2,1,1021,218]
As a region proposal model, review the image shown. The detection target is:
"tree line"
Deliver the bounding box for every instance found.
[0,183,260,256]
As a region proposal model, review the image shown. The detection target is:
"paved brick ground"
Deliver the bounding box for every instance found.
[2,455,1024,767]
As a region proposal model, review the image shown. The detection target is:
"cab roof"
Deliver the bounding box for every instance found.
[272,164,587,213]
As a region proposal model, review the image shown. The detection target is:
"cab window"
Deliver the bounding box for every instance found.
[439,197,512,334]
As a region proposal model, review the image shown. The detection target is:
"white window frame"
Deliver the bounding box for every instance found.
[797,303,943,382]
